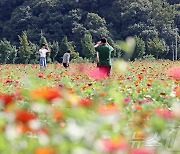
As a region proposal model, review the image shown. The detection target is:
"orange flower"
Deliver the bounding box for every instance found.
[16,110,37,123]
[31,87,61,102]
[134,104,142,111]
[98,103,119,114]
[99,92,107,97]
[16,123,33,133]
[81,86,87,90]
[174,86,180,98]
[35,147,56,154]
[52,109,64,122]
[117,76,123,81]
[136,88,142,93]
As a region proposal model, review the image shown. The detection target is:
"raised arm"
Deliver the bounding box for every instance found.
[96,52,99,64]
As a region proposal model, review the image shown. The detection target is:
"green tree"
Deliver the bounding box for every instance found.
[50,41,59,62]
[85,13,111,41]
[132,36,145,60]
[58,36,75,62]
[18,31,32,64]
[40,36,48,46]
[71,51,80,60]
[0,39,17,64]
[59,36,74,54]
[81,33,95,59]
[147,36,166,59]
[29,42,39,64]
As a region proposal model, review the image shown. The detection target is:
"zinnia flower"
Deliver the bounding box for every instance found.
[98,103,119,114]
[30,87,61,102]
[102,137,128,152]
[79,98,93,107]
[131,148,155,154]
[0,93,14,106]
[16,110,37,123]
[154,108,174,119]
[35,147,56,154]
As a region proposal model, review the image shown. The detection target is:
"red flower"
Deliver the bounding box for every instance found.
[154,108,174,119]
[16,110,37,123]
[138,74,143,80]
[6,79,13,83]
[38,73,44,78]
[147,83,152,87]
[0,93,14,106]
[79,98,93,107]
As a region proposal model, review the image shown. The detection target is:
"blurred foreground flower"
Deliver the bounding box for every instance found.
[154,108,174,120]
[101,137,128,152]
[16,110,37,123]
[79,97,93,107]
[174,86,180,98]
[87,67,108,79]
[0,93,14,106]
[30,87,61,102]
[169,67,180,80]
[98,103,119,115]
[35,147,56,154]
[114,61,128,74]
[131,147,155,154]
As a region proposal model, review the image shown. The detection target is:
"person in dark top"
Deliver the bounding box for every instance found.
[95,38,114,76]
[62,50,71,68]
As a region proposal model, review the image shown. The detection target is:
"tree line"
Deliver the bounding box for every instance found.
[0,0,179,63]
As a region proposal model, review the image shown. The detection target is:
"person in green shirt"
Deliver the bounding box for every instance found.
[95,38,114,76]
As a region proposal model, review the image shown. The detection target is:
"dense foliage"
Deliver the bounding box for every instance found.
[0,0,179,63]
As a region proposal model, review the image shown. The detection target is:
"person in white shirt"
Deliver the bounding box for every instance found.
[62,50,71,68]
[39,43,50,69]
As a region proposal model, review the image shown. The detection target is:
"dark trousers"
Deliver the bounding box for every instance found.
[63,63,69,68]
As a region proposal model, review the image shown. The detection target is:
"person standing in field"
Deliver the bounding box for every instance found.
[95,38,114,76]
[39,43,50,70]
[62,50,71,68]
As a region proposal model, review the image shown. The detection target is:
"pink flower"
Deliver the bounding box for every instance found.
[86,67,107,79]
[102,138,128,152]
[154,108,174,119]
[123,97,131,102]
[131,148,155,154]
[139,99,152,104]
[169,67,180,80]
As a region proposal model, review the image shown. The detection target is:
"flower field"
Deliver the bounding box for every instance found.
[0,60,180,154]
